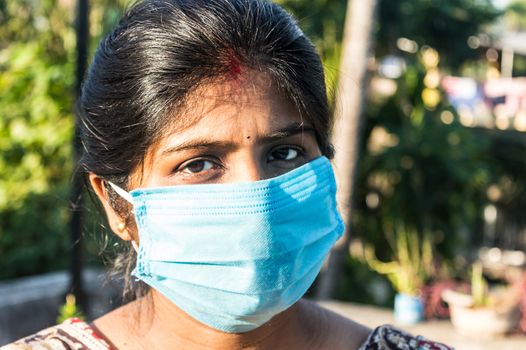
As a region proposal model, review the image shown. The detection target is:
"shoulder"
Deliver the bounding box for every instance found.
[0,318,112,350]
[357,325,453,350]
[304,300,371,349]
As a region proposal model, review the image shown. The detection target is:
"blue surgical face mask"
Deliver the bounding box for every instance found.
[109,156,344,333]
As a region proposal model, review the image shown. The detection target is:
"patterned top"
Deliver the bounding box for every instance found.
[357,326,452,350]
[0,318,452,350]
[0,319,110,350]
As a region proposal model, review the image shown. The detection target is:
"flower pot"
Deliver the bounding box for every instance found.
[442,289,521,338]
[394,293,424,325]
[448,303,520,338]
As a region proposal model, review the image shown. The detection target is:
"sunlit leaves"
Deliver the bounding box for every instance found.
[0,0,74,278]
[0,0,129,279]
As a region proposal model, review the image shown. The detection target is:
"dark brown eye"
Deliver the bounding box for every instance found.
[182,159,214,173]
[268,147,299,161]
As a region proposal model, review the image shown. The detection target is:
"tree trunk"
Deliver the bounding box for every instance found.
[316,0,377,300]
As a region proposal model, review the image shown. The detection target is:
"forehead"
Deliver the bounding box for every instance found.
[139,72,304,162]
[162,73,301,139]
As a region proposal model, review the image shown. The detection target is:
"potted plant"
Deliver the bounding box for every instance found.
[362,226,434,325]
[442,262,522,338]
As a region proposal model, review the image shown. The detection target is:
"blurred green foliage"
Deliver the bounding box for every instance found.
[355,58,491,259]
[0,0,75,279]
[0,0,126,280]
[57,293,85,323]
[376,0,501,71]
[505,0,526,31]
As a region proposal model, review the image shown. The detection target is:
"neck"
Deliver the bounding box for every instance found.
[131,291,324,350]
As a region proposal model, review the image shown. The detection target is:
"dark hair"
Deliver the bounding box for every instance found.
[79,0,333,301]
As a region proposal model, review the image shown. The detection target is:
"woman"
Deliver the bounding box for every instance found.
[2,1,451,349]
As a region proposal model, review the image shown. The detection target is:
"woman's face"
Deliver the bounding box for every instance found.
[132,73,322,189]
[91,72,322,240]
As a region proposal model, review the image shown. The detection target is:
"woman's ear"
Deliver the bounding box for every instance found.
[89,173,133,242]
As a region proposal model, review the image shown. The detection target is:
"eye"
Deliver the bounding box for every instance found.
[171,156,224,184]
[268,147,300,161]
[179,159,216,174]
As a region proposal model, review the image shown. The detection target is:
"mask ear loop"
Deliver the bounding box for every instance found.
[107,181,134,204]
[107,181,139,251]
[131,240,139,253]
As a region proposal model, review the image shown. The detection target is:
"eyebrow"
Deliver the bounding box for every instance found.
[261,123,316,143]
[160,122,316,156]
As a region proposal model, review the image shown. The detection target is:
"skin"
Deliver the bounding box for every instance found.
[89,72,371,350]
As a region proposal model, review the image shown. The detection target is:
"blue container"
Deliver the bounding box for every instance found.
[394,293,424,325]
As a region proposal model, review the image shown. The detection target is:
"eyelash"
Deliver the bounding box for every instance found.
[176,156,223,176]
[267,145,305,162]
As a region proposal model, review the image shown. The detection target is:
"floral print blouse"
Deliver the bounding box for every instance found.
[0,318,452,350]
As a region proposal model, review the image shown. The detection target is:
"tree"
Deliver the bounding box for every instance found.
[316,0,378,300]
[0,0,127,280]
[0,0,75,278]
[376,0,501,71]
[504,0,526,31]
[355,56,491,259]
